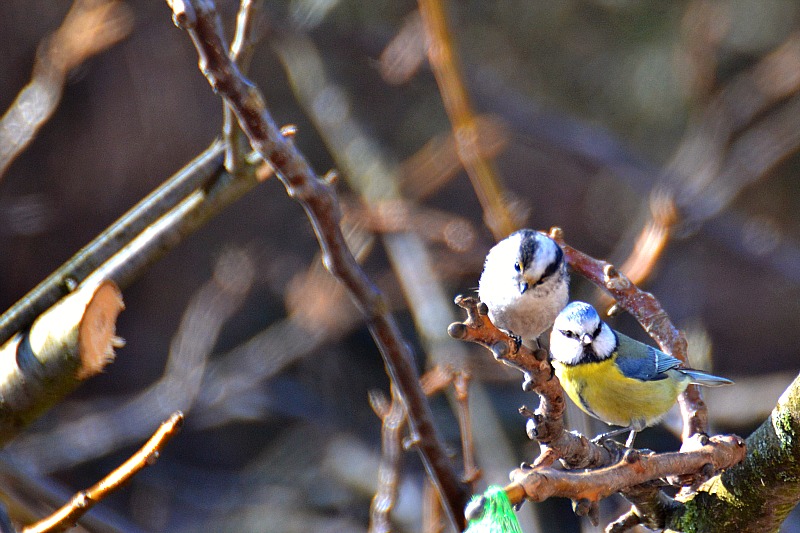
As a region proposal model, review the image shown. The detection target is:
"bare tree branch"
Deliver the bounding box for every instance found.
[506,434,744,508]
[223,0,265,173]
[0,280,123,446]
[0,0,133,180]
[368,388,406,533]
[417,0,519,238]
[164,1,469,527]
[664,372,800,532]
[21,412,183,533]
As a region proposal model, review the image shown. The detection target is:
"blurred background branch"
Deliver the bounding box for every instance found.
[417,0,518,239]
[0,0,133,180]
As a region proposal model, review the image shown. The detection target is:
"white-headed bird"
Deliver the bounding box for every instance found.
[478,229,569,347]
[549,301,732,446]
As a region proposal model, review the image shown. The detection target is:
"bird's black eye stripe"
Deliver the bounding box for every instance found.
[591,322,602,339]
[534,245,563,286]
[560,329,577,340]
[543,245,563,278]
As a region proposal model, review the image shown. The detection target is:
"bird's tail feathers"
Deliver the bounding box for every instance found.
[680,369,733,387]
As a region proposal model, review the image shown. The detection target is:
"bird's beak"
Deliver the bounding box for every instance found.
[581,334,593,346]
[518,281,528,294]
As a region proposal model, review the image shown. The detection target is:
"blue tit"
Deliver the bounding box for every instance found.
[549,301,733,446]
[478,229,569,347]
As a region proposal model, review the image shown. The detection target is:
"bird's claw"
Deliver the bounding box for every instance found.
[508,333,523,353]
[521,373,534,392]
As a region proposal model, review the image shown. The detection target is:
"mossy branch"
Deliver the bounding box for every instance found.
[665,372,800,532]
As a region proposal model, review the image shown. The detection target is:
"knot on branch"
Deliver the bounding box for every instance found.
[572,498,600,526]
[450,294,541,376]
[603,264,631,291]
[168,0,198,28]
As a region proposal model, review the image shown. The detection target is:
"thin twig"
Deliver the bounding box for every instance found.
[422,478,444,533]
[417,0,518,239]
[453,371,480,484]
[223,0,265,172]
[343,199,478,253]
[398,114,509,201]
[368,388,406,533]
[0,456,143,533]
[22,412,184,533]
[165,1,469,528]
[379,10,426,85]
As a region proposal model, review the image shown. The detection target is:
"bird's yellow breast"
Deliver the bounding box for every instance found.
[553,355,688,428]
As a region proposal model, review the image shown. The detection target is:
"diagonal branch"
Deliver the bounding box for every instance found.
[0,0,133,181]
[417,0,518,238]
[22,412,183,533]
[0,141,225,346]
[164,0,469,528]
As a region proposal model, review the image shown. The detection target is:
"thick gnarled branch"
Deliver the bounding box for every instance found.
[507,434,744,511]
[664,372,800,532]
[165,1,469,528]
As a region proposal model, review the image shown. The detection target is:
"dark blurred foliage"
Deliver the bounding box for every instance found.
[1,0,800,531]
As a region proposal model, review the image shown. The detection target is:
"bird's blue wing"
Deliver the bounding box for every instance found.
[614,332,682,381]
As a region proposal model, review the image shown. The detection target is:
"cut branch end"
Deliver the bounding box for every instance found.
[77,280,124,380]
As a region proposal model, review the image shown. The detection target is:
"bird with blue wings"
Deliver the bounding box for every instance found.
[549,301,733,447]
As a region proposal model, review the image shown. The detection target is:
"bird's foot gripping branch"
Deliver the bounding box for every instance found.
[450,227,746,531]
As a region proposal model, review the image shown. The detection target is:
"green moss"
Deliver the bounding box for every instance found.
[772,409,799,450]
[666,375,800,531]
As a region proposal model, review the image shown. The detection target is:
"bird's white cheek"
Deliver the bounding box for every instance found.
[549,335,582,366]
[592,329,616,357]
